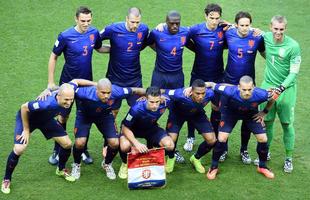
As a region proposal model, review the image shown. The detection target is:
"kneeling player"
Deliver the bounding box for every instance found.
[164,79,216,173]
[1,84,76,194]
[206,76,275,180]
[118,86,175,179]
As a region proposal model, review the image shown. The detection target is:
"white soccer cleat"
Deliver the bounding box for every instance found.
[183,137,195,152]
[71,163,81,179]
[240,150,252,164]
[103,162,116,180]
[219,151,228,162]
[283,159,293,173]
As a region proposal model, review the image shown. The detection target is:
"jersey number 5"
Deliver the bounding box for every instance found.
[237,48,243,58]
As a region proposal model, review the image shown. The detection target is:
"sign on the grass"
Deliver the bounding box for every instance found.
[127,148,166,189]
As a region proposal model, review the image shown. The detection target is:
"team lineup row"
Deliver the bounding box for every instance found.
[1,3,301,194]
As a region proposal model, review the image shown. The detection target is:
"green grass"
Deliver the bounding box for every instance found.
[1,0,310,199]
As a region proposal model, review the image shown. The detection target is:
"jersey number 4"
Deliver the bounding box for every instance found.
[171,47,177,56]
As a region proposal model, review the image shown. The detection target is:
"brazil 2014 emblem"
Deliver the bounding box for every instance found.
[142,169,151,179]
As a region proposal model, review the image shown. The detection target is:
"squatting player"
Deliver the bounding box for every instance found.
[69,78,145,180]
[259,15,301,173]
[117,87,175,179]
[205,76,275,180]
[1,84,76,194]
[164,79,216,174]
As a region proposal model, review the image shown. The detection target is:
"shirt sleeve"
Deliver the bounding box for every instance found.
[258,36,265,53]
[146,30,156,46]
[282,43,301,87]
[214,84,234,97]
[52,33,66,56]
[112,85,133,99]
[122,109,137,128]
[100,24,113,40]
[94,30,103,49]
[28,100,48,112]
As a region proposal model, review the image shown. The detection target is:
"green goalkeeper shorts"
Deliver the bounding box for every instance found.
[260,81,296,124]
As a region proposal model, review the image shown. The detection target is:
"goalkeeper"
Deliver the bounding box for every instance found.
[259,15,301,173]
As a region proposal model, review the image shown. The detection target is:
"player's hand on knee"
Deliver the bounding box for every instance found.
[134,142,148,154]
[20,130,30,144]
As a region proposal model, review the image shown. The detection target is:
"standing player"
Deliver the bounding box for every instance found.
[184,3,226,153]
[69,78,145,180]
[223,11,265,164]
[117,87,175,179]
[164,79,216,174]
[259,15,301,173]
[100,7,149,115]
[46,6,109,165]
[148,10,190,163]
[205,76,275,180]
[1,84,76,194]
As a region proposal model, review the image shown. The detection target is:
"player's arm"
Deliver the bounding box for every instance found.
[47,52,59,90]
[20,102,31,144]
[122,124,148,153]
[71,79,97,87]
[95,43,110,53]
[131,87,146,96]
[186,39,195,52]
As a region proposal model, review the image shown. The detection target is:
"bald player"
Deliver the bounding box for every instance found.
[1,84,76,194]
[205,76,275,180]
[69,78,145,180]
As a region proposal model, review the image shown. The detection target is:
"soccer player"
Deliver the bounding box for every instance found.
[46,6,109,165]
[185,3,226,152]
[100,7,149,114]
[164,79,216,174]
[147,10,190,163]
[1,84,76,194]
[117,87,175,179]
[69,78,145,180]
[259,15,301,173]
[205,76,275,180]
[223,11,265,164]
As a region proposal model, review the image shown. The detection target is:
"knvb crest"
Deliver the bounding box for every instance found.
[181,36,186,45]
[217,31,223,39]
[142,169,151,179]
[248,40,255,48]
[89,34,95,42]
[137,32,143,40]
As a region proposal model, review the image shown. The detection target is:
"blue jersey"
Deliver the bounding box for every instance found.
[147,26,189,73]
[100,22,149,86]
[26,92,68,123]
[53,26,102,84]
[165,88,214,117]
[122,98,170,130]
[189,23,226,81]
[74,84,132,117]
[215,85,268,116]
[224,28,265,84]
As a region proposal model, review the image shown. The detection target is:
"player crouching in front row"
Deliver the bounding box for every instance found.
[206,76,275,180]
[1,83,76,194]
[118,86,175,179]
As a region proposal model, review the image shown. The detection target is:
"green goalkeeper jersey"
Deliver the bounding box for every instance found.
[263,32,301,87]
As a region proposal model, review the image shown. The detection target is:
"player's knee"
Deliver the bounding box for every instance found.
[218,133,228,142]
[256,134,268,143]
[120,137,131,152]
[161,137,174,151]
[75,138,86,149]
[61,139,72,149]
[108,138,119,149]
[13,144,27,155]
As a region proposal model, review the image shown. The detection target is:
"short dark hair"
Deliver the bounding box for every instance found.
[191,79,206,89]
[235,11,252,24]
[166,10,181,20]
[204,3,222,16]
[76,6,92,17]
[146,86,161,97]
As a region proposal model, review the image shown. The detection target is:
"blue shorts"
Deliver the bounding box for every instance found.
[74,112,118,139]
[111,80,142,110]
[123,126,168,147]
[166,111,214,134]
[151,70,184,89]
[14,111,67,144]
[219,113,265,134]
